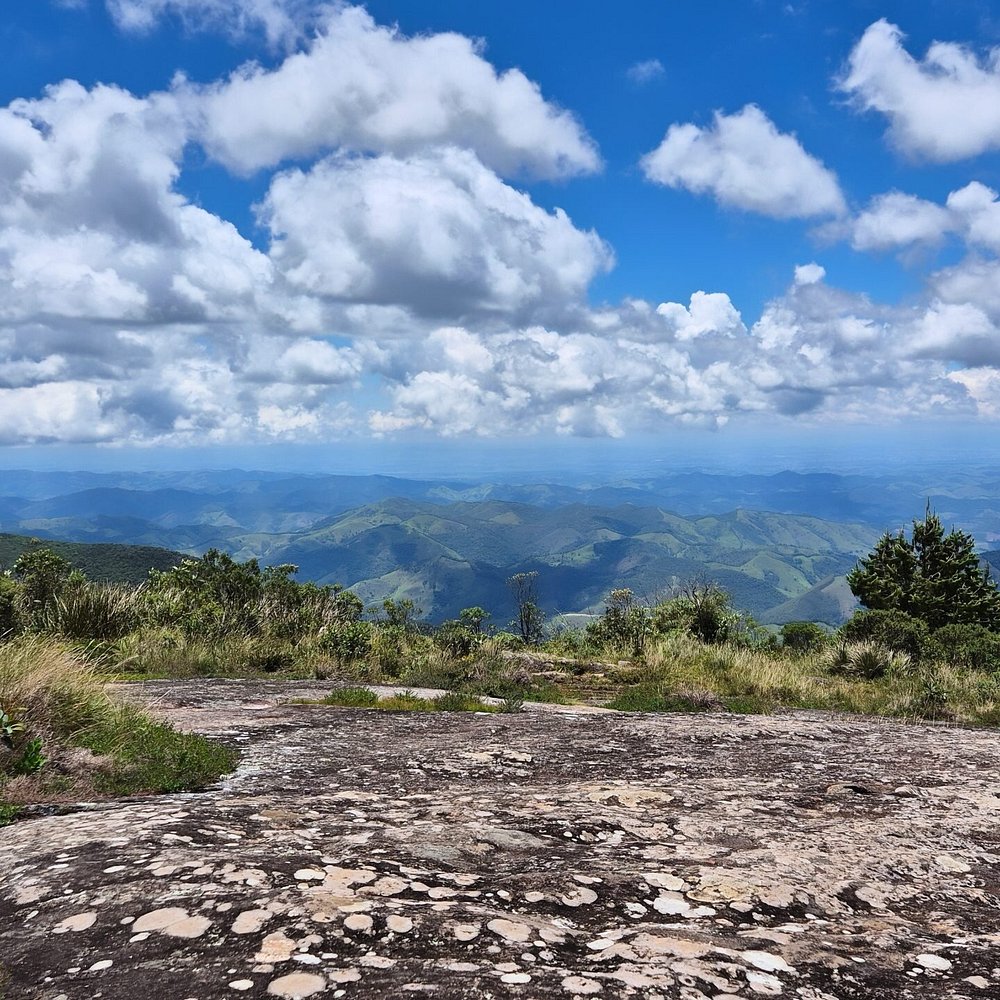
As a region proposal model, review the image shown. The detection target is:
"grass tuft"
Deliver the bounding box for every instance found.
[306,687,498,713]
[1,636,236,816]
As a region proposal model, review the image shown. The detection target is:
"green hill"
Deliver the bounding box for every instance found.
[237,500,879,623]
[0,534,184,584]
[758,575,860,627]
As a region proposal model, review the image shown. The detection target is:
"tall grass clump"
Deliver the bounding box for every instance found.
[45,582,144,641]
[0,636,236,821]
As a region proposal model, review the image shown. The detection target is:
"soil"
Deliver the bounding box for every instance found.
[2,678,999,999]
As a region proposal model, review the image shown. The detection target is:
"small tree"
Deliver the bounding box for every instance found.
[459,606,490,633]
[12,546,73,624]
[507,571,545,645]
[780,621,829,654]
[587,588,650,656]
[382,598,419,631]
[847,508,1000,630]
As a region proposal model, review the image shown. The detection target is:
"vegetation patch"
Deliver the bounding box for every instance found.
[606,684,721,713]
[0,635,236,823]
[5,507,1000,734]
[305,687,499,713]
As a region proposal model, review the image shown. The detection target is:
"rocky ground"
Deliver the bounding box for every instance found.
[2,678,999,999]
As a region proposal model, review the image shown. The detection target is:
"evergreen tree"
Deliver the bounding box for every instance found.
[847,508,1000,630]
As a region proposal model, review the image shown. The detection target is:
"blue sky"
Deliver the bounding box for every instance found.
[2,0,1000,473]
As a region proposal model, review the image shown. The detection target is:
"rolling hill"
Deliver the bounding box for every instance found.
[0,534,184,584]
[13,467,981,624]
[236,499,879,623]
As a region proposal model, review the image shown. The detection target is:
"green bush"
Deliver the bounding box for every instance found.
[586,588,650,656]
[828,641,911,680]
[12,547,73,625]
[925,623,1000,672]
[780,621,829,653]
[319,620,373,662]
[0,577,21,638]
[435,620,482,658]
[46,582,141,641]
[840,609,929,660]
[651,584,770,648]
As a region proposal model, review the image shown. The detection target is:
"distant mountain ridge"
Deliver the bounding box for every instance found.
[5,466,999,624]
[221,499,877,623]
[0,533,184,584]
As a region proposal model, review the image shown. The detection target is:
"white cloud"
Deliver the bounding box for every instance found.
[627,59,665,85]
[850,191,953,251]
[4,9,1000,445]
[948,367,1000,417]
[641,104,845,218]
[656,291,743,340]
[841,19,1000,161]
[794,263,826,286]
[189,4,600,179]
[105,0,326,47]
[0,382,114,445]
[845,182,1000,254]
[366,267,990,437]
[261,148,612,321]
[947,182,1000,252]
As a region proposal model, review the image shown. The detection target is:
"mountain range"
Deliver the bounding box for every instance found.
[2,466,997,624]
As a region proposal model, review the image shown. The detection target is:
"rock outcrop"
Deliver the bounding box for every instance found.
[2,678,999,998]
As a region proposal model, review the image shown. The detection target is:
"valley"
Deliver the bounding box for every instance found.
[4,467,1000,625]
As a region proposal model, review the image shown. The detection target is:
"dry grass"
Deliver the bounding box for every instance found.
[608,632,1000,724]
[0,634,113,738]
[0,636,236,821]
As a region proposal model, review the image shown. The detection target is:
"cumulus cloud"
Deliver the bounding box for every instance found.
[841,19,1000,161]
[850,191,953,251]
[0,79,278,330]
[656,291,743,341]
[794,263,826,286]
[261,148,612,322]
[5,7,1000,445]
[366,264,993,437]
[641,104,845,218]
[627,59,665,85]
[105,0,327,47]
[189,4,600,178]
[846,182,1000,254]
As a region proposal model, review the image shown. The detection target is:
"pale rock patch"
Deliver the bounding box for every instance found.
[266,972,326,998]
[487,918,531,943]
[53,912,97,934]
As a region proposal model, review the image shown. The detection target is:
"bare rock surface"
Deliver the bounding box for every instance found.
[2,677,1000,999]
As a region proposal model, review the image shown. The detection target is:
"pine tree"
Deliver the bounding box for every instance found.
[847,508,1000,630]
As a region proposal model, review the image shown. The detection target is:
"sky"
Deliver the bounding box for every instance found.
[2,0,1000,474]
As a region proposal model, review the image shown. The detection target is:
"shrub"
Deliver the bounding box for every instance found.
[840,609,929,660]
[46,582,142,641]
[435,619,481,658]
[586,589,650,656]
[12,547,73,625]
[909,669,951,720]
[780,621,829,653]
[651,583,770,648]
[829,641,911,680]
[924,623,1000,672]
[319,620,373,662]
[0,577,21,638]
